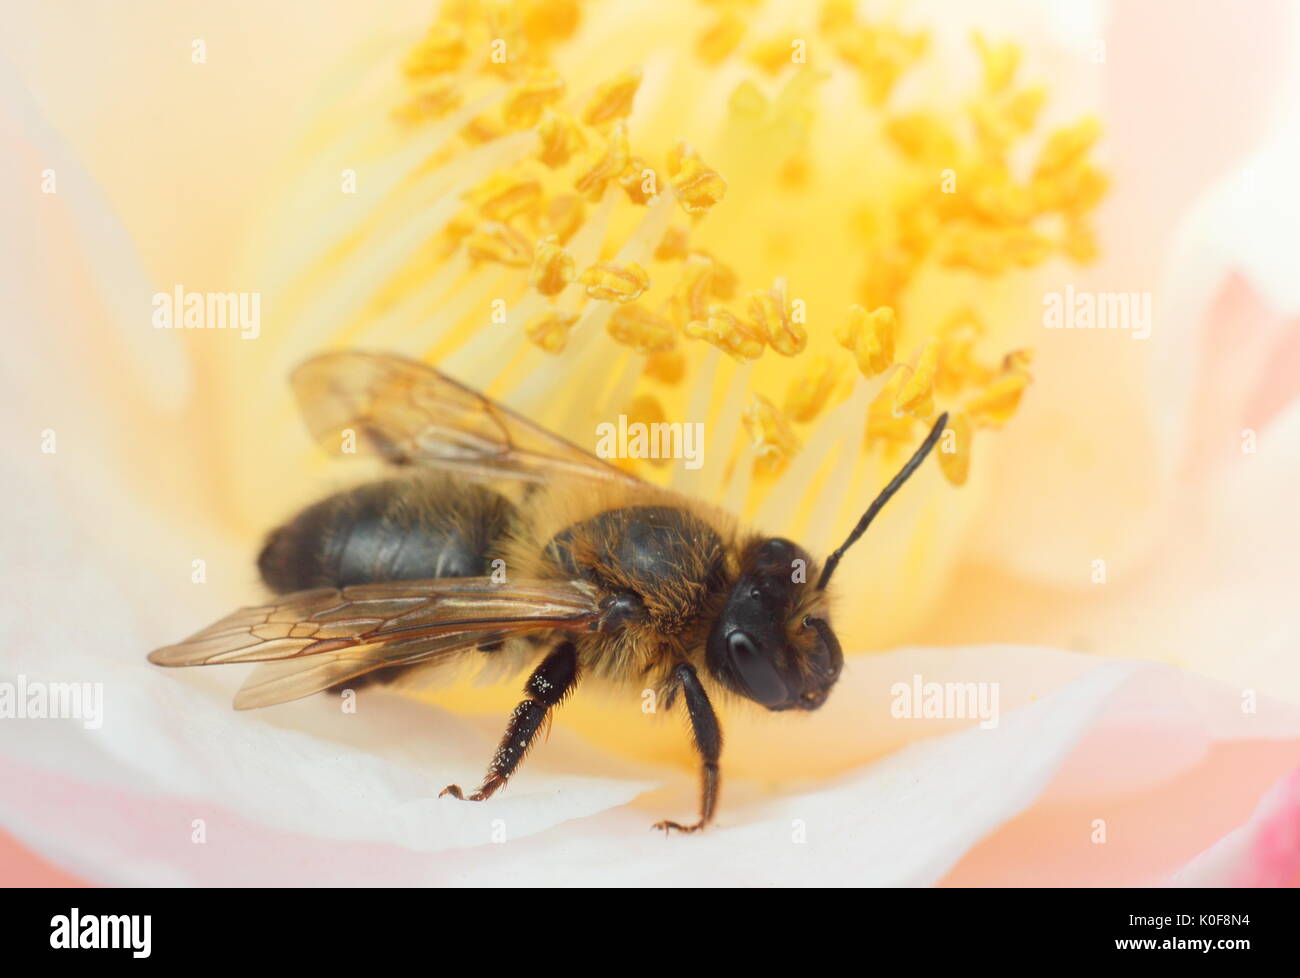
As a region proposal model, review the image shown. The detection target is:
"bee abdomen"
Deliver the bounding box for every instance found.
[258,475,515,593]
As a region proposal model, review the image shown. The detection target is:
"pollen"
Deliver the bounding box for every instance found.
[467,174,543,223]
[836,305,896,378]
[525,309,579,354]
[748,286,806,357]
[503,70,567,129]
[582,69,643,130]
[936,412,972,486]
[536,110,588,168]
[783,355,843,423]
[697,11,746,65]
[403,24,468,78]
[608,304,677,353]
[744,394,801,477]
[529,237,576,296]
[965,368,1031,428]
[893,338,940,418]
[575,121,631,200]
[685,306,765,361]
[668,143,728,214]
[580,261,649,302]
[466,222,532,267]
[329,4,1110,533]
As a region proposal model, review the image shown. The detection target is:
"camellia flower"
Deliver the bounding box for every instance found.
[2,0,1300,887]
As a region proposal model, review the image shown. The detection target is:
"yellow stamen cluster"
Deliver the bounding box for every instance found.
[385,1,1108,491]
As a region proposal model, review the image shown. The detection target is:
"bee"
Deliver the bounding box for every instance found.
[150,352,947,832]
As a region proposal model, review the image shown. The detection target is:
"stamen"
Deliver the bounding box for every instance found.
[580,261,649,302]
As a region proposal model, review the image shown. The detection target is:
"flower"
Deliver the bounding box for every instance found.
[2,0,1299,887]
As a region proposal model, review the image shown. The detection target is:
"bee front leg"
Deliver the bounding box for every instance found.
[654,662,722,835]
[440,641,579,803]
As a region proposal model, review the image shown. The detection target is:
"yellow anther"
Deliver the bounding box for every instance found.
[608,304,677,354]
[860,248,916,310]
[645,347,687,385]
[1002,348,1034,372]
[467,174,542,223]
[668,143,728,215]
[748,288,806,356]
[745,394,801,478]
[462,114,506,145]
[934,315,990,396]
[972,33,1020,94]
[465,222,532,267]
[524,309,580,353]
[784,355,843,423]
[536,110,587,168]
[575,122,631,201]
[503,70,566,129]
[582,69,643,130]
[697,11,746,65]
[820,0,856,34]
[654,226,690,262]
[669,255,715,330]
[749,36,800,76]
[529,236,576,296]
[692,251,738,301]
[685,305,766,361]
[894,338,939,416]
[580,261,649,302]
[936,412,972,486]
[537,193,586,244]
[835,305,896,378]
[866,371,916,452]
[779,151,810,190]
[1035,117,1102,180]
[1035,161,1109,217]
[403,24,468,78]
[886,112,958,164]
[518,0,581,48]
[393,84,463,124]
[965,370,1030,428]
[620,157,660,205]
[1006,85,1046,133]
[836,25,930,105]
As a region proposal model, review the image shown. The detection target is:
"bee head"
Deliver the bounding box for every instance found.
[705,411,951,712]
[705,538,842,712]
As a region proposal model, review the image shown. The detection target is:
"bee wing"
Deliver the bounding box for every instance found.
[291,351,643,485]
[231,630,509,710]
[148,577,600,671]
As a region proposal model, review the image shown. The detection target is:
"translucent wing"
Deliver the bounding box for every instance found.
[291,351,642,485]
[231,631,510,710]
[148,577,603,708]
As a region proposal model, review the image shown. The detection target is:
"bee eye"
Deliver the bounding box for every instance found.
[725,629,788,706]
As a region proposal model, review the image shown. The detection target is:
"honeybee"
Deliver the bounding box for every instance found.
[150,352,947,832]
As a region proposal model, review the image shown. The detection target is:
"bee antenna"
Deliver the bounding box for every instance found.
[815,412,949,591]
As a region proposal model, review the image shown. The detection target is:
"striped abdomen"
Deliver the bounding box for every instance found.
[257,474,516,594]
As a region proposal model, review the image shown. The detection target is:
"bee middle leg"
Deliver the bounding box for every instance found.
[439,641,579,803]
[654,662,722,835]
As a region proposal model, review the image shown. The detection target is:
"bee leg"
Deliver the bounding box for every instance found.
[654,663,721,835]
[439,641,579,803]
